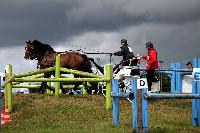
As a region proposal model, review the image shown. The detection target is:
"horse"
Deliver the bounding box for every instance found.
[24,40,97,95]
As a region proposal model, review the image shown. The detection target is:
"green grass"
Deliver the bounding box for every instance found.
[1,94,200,133]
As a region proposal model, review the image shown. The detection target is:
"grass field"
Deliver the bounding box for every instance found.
[1,94,200,133]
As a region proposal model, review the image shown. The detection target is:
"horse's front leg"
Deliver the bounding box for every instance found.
[46,83,55,93]
[38,82,47,94]
[40,72,55,93]
[39,82,55,94]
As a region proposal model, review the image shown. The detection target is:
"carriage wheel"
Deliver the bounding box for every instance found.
[125,83,133,102]
[119,80,132,102]
[98,82,106,97]
[98,79,133,102]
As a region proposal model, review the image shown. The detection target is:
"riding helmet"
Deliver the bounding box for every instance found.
[121,39,127,44]
[146,42,153,48]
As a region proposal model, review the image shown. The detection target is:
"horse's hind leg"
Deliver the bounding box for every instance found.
[69,75,81,95]
[46,84,55,93]
[69,82,80,95]
[91,82,98,94]
[60,82,66,94]
[38,82,55,94]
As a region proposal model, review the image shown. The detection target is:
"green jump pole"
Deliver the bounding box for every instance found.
[60,68,105,78]
[5,64,13,112]
[12,73,45,85]
[15,67,55,78]
[13,85,40,89]
[12,84,87,90]
[14,77,109,82]
[105,64,113,111]
[31,73,45,78]
[55,54,60,96]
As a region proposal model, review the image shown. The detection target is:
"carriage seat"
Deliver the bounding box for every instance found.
[118,66,139,77]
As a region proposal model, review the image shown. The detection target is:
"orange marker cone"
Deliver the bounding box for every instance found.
[1,110,5,127]
[1,110,5,118]
[4,104,11,123]
[1,118,5,127]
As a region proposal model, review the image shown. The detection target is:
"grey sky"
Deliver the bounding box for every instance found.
[0,0,200,73]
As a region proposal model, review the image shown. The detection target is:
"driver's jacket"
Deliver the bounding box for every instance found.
[114,45,134,61]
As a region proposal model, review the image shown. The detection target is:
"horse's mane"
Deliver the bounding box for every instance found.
[81,54,92,73]
[32,40,55,53]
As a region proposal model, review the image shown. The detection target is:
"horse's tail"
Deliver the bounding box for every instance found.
[81,54,93,73]
[89,58,104,75]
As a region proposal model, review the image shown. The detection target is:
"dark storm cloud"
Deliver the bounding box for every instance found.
[0,0,77,46]
[0,0,200,72]
[142,21,200,65]
[0,0,200,47]
[65,0,200,32]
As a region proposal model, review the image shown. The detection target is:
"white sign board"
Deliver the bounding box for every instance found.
[137,78,148,89]
[193,68,200,81]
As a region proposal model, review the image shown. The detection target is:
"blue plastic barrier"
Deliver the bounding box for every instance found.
[111,58,200,132]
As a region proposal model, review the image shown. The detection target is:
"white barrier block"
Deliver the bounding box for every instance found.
[182,75,192,93]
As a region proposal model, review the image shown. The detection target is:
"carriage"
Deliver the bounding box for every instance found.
[24,40,159,99]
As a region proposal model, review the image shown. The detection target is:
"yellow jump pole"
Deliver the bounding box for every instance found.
[5,64,13,112]
[55,54,60,96]
[105,64,113,111]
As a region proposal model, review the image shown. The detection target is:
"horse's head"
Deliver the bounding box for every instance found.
[24,40,37,60]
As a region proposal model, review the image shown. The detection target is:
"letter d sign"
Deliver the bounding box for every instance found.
[137,78,148,89]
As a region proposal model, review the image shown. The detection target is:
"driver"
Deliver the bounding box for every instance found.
[113,39,135,66]
[112,39,138,89]
[112,39,139,74]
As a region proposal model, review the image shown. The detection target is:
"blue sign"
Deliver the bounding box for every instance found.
[193,68,200,81]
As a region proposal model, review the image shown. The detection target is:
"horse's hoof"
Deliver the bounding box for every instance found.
[40,91,45,94]
[62,90,66,94]
[86,89,92,95]
[93,90,98,95]
[69,91,74,95]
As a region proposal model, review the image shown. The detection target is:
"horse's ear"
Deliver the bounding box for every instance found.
[25,40,31,44]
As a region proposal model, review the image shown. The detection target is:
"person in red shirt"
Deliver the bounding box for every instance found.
[141,42,159,91]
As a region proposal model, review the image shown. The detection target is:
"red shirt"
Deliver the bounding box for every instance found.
[142,48,159,69]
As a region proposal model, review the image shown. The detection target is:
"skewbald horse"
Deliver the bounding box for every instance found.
[24,40,97,95]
